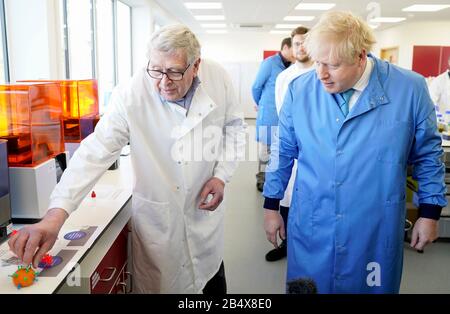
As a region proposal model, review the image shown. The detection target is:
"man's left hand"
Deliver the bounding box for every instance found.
[410,217,439,251]
[198,177,225,211]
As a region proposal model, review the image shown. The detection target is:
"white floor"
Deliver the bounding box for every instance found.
[222,127,450,294]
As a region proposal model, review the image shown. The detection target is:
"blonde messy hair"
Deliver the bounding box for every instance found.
[147,24,201,64]
[304,11,376,64]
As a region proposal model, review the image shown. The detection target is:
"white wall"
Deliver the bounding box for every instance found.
[132,0,181,73]
[374,21,450,71]
[198,32,287,118]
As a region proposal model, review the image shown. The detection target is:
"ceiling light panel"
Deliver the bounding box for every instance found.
[370,17,406,23]
[402,4,450,12]
[194,15,225,20]
[295,3,336,10]
[200,23,226,28]
[185,2,222,9]
[284,16,315,21]
[275,24,300,29]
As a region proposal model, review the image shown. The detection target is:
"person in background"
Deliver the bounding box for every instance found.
[252,38,294,192]
[263,11,446,293]
[264,26,314,262]
[429,55,450,114]
[8,24,246,294]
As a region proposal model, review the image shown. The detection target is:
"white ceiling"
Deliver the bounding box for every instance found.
[152,0,450,32]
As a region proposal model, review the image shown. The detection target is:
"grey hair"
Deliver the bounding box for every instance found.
[146,24,201,64]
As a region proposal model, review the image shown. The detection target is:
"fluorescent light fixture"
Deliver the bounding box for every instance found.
[194,15,225,21]
[206,30,227,34]
[402,4,450,12]
[185,2,222,9]
[284,16,315,21]
[200,23,226,28]
[369,24,379,29]
[370,17,406,23]
[275,24,300,29]
[295,3,336,10]
[270,30,291,34]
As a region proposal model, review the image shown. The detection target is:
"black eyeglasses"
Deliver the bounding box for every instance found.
[146,60,192,81]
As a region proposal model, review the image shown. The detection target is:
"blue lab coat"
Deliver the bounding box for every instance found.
[252,53,288,145]
[263,56,447,293]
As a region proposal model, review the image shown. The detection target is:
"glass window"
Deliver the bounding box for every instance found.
[66,0,94,79]
[116,1,131,84]
[0,0,9,83]
[96,0,115,113]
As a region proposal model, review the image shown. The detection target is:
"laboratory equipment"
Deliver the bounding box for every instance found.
[0,139,12,242]
[0,82,68,222]
[19,79,100,158]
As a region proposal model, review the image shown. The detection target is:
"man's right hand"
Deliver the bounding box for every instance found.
[8,208,68,268]
[264,208,285,248]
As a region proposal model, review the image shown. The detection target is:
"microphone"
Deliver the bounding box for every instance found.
[287,278,318,294]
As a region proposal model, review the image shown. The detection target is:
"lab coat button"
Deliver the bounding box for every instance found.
[336,118,340,122]
[336,214,342,219]
[336,181,342,186]
[336,150,343,155]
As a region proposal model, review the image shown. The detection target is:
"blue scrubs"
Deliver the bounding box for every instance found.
[263,56,447,293]
[252,53,288,145]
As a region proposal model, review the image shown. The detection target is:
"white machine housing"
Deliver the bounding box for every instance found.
[9,152,69,221]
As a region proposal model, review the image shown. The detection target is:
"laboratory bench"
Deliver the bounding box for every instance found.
[0,153,133,294]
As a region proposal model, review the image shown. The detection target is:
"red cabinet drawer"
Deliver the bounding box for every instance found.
[90,227,128,294]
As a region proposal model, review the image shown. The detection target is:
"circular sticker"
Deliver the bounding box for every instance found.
[38,255,63,269]
[64,231,87,241]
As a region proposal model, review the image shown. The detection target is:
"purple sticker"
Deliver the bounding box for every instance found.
[64,231,87,241]
[38,255,63,269]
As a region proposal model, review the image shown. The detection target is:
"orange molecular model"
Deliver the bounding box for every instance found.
[10,265,39,289]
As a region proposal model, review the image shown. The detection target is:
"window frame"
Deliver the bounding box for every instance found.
[0,0,10,82]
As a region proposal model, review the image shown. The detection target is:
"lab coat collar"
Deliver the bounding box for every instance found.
[171,85,218,140]
[346,55,390,120]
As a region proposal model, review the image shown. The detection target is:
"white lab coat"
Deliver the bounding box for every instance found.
[274,63,313,207]
[429,70,450,113]
[49,59,246,293]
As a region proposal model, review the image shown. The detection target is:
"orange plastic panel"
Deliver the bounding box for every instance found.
[19,80,99,143]
[0,83,64,167]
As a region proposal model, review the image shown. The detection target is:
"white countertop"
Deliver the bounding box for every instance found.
[0,151,133,294]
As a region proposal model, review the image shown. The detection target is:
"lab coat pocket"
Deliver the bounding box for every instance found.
[131,194,170,245]
[290,188,313,240]
[383,196,406,253]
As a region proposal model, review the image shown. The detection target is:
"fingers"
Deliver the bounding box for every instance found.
[13,231,30,263]
[198,184,213,206]
[8,231,19,252]
[199,192,223,210]
[410,227,418,248]
[413,238,429,251]
[22,233,42,266]
[279,222,286,241]
[265,228,278,248]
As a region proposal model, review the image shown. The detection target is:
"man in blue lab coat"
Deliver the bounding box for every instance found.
[252,38,293,192]
[263,11,447,293]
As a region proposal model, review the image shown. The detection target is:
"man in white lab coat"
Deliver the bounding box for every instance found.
[264,26,314,262]
[429,55,450,113]
[8,25,246,294]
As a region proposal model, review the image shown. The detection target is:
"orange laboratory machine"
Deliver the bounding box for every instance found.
[0,82,68,222]
[0,139,12,241]
[19,79,100,158]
